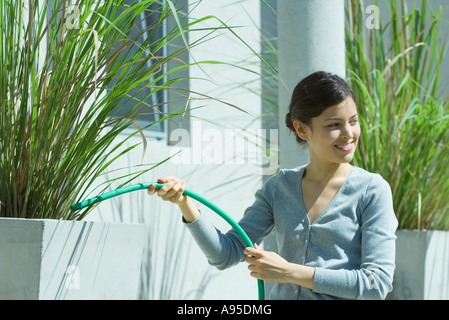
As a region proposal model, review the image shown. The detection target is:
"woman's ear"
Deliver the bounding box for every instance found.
[293,120,308,141]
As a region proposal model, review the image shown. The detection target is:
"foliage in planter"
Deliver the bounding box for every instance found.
[346,0,449,230]
[0,0,255,220]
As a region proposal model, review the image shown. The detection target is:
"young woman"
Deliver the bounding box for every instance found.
[147,71,398,300]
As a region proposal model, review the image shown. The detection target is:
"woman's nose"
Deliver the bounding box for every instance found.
[341,123,354,139]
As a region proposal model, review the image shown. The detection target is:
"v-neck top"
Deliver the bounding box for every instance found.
[301,166,355,225]
[185,165,398,300]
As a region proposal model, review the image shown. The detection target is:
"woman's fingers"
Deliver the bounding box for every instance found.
[157,176,180,183]
[244,245,262,279]
[244,245,262,258]
[158,180,175,198]
[160,181,183,201]
[244,245,262,267]
[147,177,186,204]
[147,183,157,195]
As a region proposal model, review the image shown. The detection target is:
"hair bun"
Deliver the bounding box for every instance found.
[285,112,294,130]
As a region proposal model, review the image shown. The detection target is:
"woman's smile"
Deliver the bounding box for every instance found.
[335,140,354,152]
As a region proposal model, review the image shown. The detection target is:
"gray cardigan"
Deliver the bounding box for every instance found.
[185,165,398,300]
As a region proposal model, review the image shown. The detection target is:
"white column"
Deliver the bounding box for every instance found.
[278,0,346,169]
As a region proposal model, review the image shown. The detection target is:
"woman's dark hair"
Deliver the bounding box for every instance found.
[285,71,357,144]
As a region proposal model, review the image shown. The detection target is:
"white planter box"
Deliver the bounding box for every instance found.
[387,229,449,300]
[0,218,147,299]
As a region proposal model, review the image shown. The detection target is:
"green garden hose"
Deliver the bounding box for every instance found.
[71,182,265,300]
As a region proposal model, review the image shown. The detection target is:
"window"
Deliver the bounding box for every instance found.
[108,0,169,139]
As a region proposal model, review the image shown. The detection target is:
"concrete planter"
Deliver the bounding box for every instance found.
[0,218,147,299]
[387,229,449,300]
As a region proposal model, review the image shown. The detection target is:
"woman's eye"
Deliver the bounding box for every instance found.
[326,118,359,128]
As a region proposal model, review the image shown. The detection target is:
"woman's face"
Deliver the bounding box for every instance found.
[293,97,360,165]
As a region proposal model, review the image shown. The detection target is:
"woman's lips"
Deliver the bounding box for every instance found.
[335,141,354,152]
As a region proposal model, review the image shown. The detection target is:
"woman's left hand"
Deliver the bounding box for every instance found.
[244,244,316,289]
[244,244,293,283]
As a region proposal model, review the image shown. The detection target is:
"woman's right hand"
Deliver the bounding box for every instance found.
[147,176,187,205]
[148,176,200,223]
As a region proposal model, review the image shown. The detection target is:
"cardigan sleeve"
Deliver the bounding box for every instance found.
[313,174,398,299]
[184,176,275,270]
